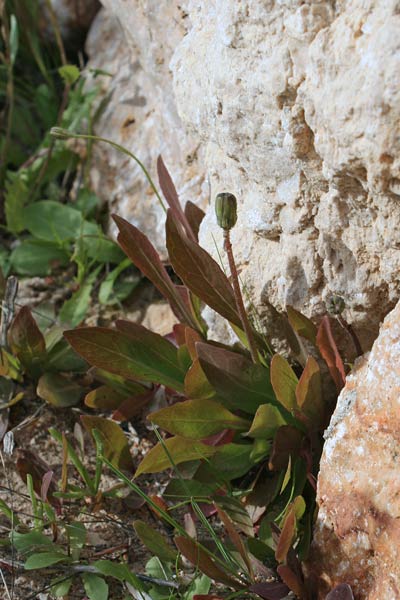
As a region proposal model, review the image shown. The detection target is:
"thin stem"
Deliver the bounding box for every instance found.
[223,230,259,364]
[51,129,166,212]
[337,315,363,357]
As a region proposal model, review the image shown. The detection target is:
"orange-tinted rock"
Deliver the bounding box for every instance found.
[309,301,400,599]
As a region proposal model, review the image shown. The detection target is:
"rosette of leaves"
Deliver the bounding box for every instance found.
[63,160,348,599]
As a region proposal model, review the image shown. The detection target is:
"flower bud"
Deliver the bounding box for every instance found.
[215,192,238,230]
[50,127,71,140]
[327,295,345,315]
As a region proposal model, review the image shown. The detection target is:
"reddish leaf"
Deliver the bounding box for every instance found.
[16,449,60,508]
[286,306,317,344]
[185,359,215,400]
[185,201,205,241]
[275,507,296,563]
[81,415,133,471]
[8,306,46,375]
[248,582,290,600]
[216,507,253,578]
[166,210,242,329]
[174,536,243,589]
[173,324,187,346]
[112,214,197,328]
[157,155,196,241]
[185,327,204,360]
[41,471,54,503]
[325,584,354,600]
[277,565,306,598]
[316,316,346,392]
[85,385,128,411]
[268,426,304,471]
[270,354,298,413]
[65,326,185,392]
[196,342,275,413]
[112,390,154,421]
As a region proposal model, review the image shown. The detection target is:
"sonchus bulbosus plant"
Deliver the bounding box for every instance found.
[61,153,347,599]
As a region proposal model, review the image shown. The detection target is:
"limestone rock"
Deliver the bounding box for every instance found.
[309,299,400,599]
[87,0,400,349]
[85,6,207,257]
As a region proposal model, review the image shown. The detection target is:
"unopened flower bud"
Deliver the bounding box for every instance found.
[327,295,345,315]
[215,192,238,230]
[50,127,71,139]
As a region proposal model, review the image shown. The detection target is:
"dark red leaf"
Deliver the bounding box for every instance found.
[316,316,346,392]
[277,564,305,598]
[16,449,60,508]
[185,201,205,241]
[268,426,304,471]
[8,306,46,375]
[157,155,196,241]
[112,214,197,328]
[248,581,290,600]
[275,507,296,563]
[166,210,242,329]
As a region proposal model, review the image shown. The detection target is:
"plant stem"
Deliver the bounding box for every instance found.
[223,230,259,364]
[337,315,363,357]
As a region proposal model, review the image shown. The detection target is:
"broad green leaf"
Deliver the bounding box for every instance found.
[65,521,86,550]
[5,169,29,234]
[81,415,133,471]
[24,551,69,570]
[316,316,346,392]
[174,536,243,589]
[81,228,125,264]
[82,572,108,600]
[46,337,87,372]
[245,404,287,439]
[51,576,73,597]
[65,325,185,391]
[270,355,298,413]
[11,530,54,554]
[98,258,133,305]
[10,240,69,276]
[58,64,80,85]
[8,306,46,375]
[75,189,100,217]
[85,385,128,411]
[23,201,83,243]
[135,436,216,477]
[166,210,242,329]
[184,359,215,400]
[164,478,218,499]
[93,560,145,589]
[59,272,98,326]
[286,306,317,345]
[134,520,178,563]
[148,399,249,440]
[37,373,83,407]
[196,343,276,414]
[113,214,197,328]
[295,356,324,428]
[197,443,255,481]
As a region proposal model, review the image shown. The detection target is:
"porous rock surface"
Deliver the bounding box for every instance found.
[309,299,400,599]
[87,0,400,349]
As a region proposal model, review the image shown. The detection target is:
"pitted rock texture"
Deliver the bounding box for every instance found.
[309,299,400,599]
[85,5,207,256]
[90,0,400,348]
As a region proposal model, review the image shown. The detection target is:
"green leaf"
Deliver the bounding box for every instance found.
[11,530,54,554]
[65,521,86,550]
[37,373,83,407]
[75,189,100,217]
[5,172,30,233]
[245,404,287,439]
[82,228,125,264]
[201,443,256,481]
[286,306,317,345]
[184,359,215,400]
[134,520,178,563]
[51,576,74,597]
[23,201,83,243]
[164,478,218,499]
[58,64,80,85]
[98,258,135,305]
[46,337,87,372]
[84,385,128,411]
[8,306,46,375]
[135,436,216,477]
[24,551,69,570]
[81,572,108,600]
[9,15,19,66]
[81,415,133,471]
[270,355,298,413]
[59,275,97,326]
[65,323,185,391]
[196,343,276,414]
[166,210,242,328]
[93,560,146,590]
[148,399,249,440]
[10,240,69,276]
[295,356,324,428]
[113,214,197,328]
